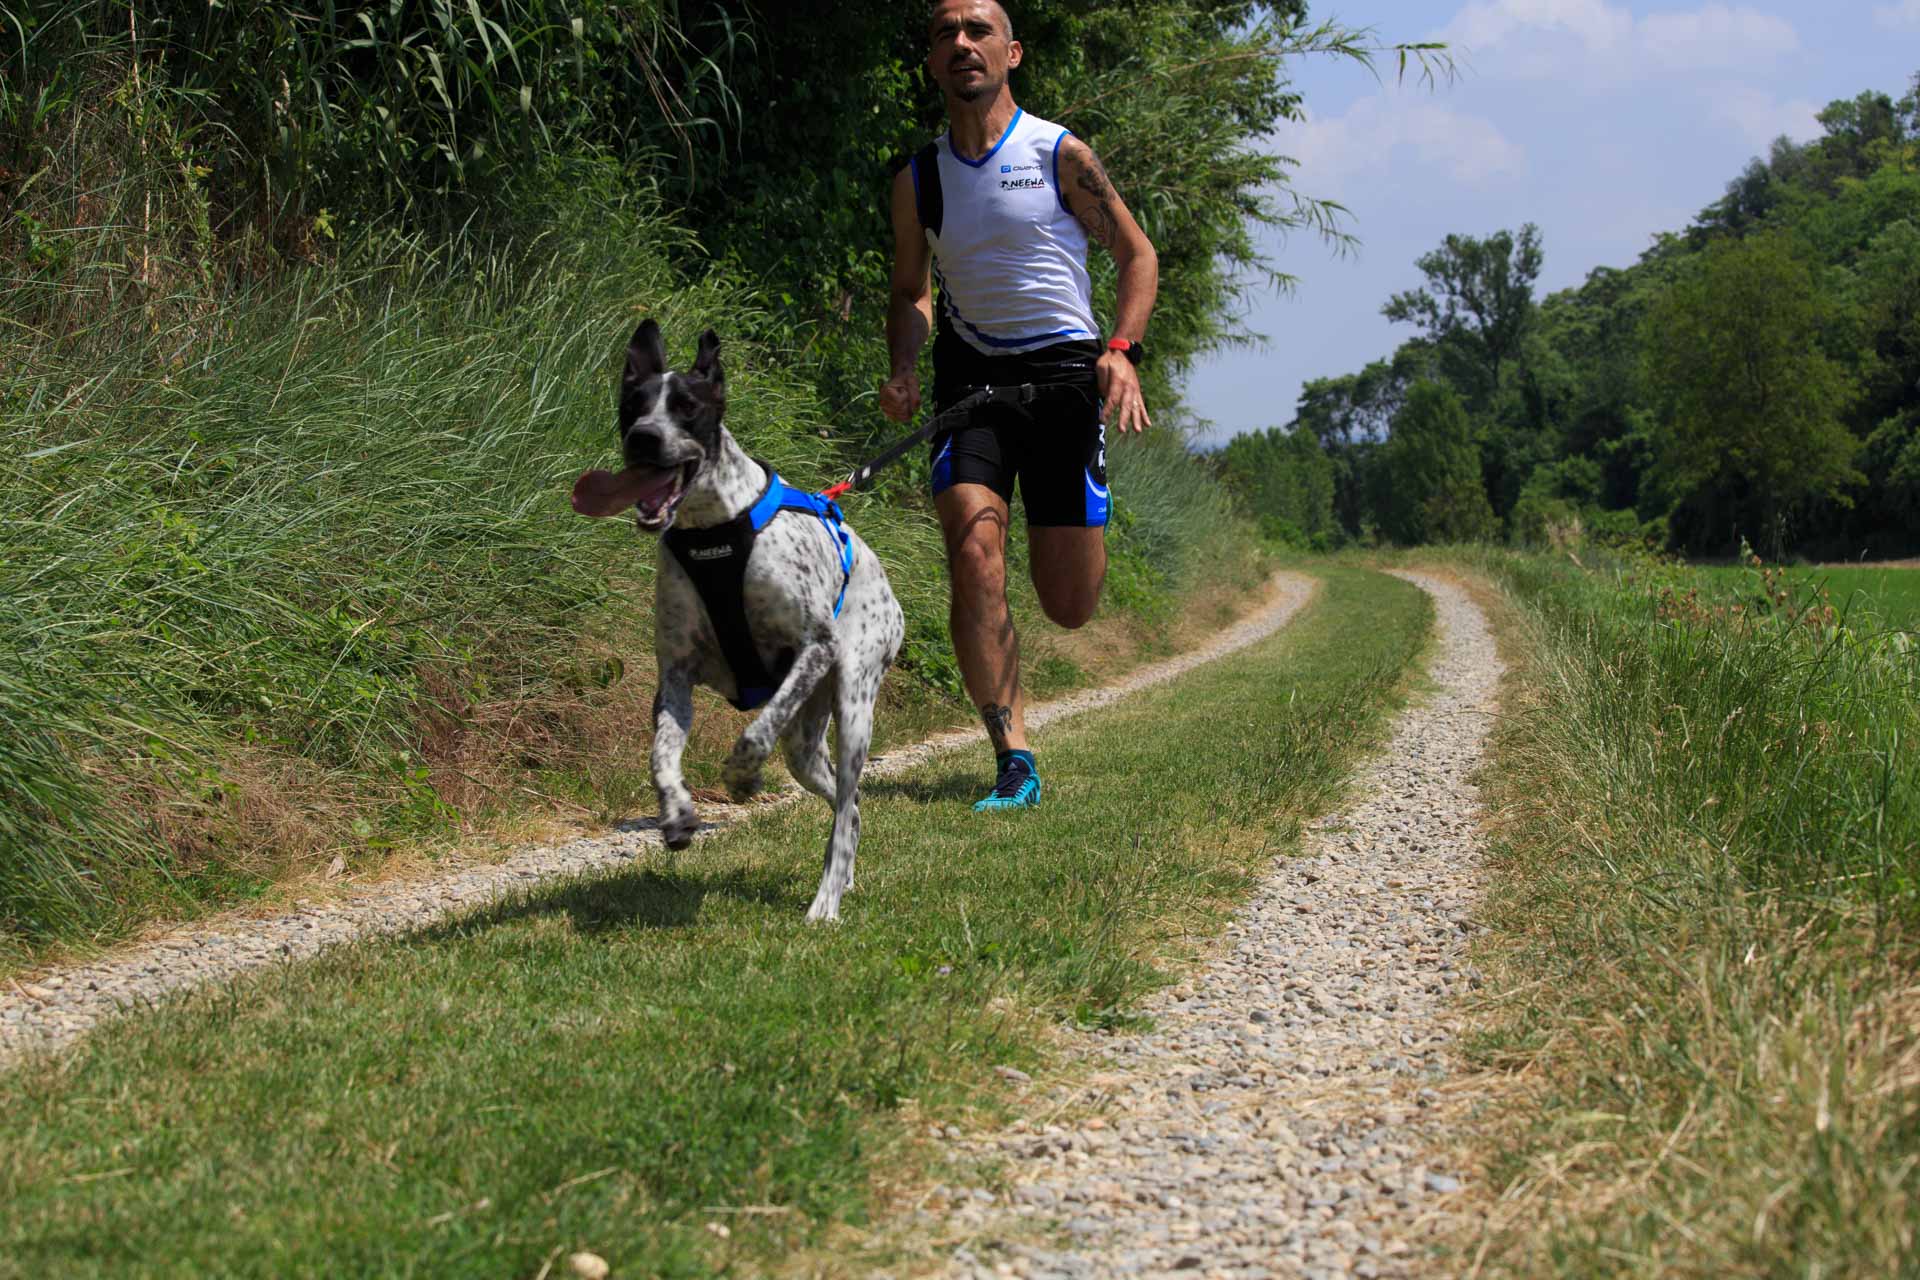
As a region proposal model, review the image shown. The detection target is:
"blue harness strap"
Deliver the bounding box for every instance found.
[663,463,855,712]
[759,484,855,618]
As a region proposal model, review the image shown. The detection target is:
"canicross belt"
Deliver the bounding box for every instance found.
[662,462,855,712]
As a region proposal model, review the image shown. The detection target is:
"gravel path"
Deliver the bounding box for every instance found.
[926,572,1502,1280]
[0,574,1317,1070]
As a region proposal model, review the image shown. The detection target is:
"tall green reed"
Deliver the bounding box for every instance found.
[2,1,747,237]
[1494,550,1918,925]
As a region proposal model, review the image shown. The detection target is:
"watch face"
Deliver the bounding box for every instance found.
[1124,342,1144,366]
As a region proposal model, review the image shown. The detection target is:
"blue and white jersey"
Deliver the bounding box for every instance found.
[913,109,1096,357]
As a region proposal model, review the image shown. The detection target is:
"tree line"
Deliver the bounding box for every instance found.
[1216,74,1920,559]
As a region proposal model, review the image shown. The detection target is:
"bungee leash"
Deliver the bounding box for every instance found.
[817,383,1055,501]
[571,383,1075,517]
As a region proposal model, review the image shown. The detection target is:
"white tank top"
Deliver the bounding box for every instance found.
[915,109,1097,356]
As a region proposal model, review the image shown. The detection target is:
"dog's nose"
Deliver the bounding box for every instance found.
[621,425,668,468]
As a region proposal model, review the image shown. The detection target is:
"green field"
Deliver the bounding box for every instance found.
[0,568,1429,1280]
[1694,563,1920,631]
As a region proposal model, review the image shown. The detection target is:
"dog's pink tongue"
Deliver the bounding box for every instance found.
[572,467,675,518]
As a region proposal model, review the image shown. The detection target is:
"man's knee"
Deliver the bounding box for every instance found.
[944,505,1009,590]
[1030,531,1105,629]
[948,529,1005,589]
[1037,582,1099,630]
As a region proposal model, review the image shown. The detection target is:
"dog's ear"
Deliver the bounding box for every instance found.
[625,319,668,388]
[692,329,723,387]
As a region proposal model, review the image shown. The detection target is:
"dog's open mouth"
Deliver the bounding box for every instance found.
[572,462,697,528]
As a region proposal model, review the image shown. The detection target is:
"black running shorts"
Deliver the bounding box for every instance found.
[927,337,1110,528]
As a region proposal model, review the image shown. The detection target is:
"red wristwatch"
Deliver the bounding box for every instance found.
[1105,337,1146,367]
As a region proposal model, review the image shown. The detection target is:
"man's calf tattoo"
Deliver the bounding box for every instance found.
[980,702,1014,747]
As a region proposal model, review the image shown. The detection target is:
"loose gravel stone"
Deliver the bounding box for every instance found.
[941,573,1501,1280]
[0,577,1317,1071]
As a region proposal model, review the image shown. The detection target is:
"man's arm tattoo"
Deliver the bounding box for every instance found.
[1073,149,1122,250]
[980,703,1014,747]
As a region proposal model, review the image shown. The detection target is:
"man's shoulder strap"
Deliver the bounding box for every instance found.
[910,140,943,239]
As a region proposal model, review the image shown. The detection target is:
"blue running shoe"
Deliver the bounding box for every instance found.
[974,750,1042,811]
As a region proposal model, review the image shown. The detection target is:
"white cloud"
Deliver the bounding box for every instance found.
[1873,0,1920,27]
[1285,95,1527,198]
[1709,87,1823,149]
[1438,0,1800,79]
[1639,6,1799,72]
[1441,0,1633,59]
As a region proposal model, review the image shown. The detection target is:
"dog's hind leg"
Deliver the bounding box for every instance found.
[807,669,877,924]
[725,638,836,803]
[780,681,836,804]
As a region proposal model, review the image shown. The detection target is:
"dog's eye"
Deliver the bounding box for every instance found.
[668,392,695,417]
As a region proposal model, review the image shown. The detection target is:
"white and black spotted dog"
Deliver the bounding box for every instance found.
[572,320,904,922]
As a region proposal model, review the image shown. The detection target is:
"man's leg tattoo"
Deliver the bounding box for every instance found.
[981,604,1019,750]
[980,702,1014,748]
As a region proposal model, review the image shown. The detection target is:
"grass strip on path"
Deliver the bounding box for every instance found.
[0,566,1429,1280]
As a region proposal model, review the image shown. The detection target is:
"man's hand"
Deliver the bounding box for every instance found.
[1060,135,1158,436]
[1097,352,1152,434]
[879,370,922,424]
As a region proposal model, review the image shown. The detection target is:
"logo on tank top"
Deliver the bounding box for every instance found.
[1000,161,1045,192]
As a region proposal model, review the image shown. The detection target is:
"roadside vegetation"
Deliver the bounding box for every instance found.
[0,568,1430,1278]
[1445,548,1919,1276]
[1,1,1442,965]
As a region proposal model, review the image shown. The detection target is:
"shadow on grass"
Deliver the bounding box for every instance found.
[417,860,808,942]
[863,767,988,805]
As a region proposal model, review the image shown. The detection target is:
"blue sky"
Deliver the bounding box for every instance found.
[1180,0,1920,446]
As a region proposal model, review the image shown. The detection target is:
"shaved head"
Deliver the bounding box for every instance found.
[929,0,1012,41]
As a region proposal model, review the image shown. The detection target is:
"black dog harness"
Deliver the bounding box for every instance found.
[663,464,855,712]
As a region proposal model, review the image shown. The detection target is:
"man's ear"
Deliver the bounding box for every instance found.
[625,319,668,388]
[692,329,723,387]
[1007,39,1022,70]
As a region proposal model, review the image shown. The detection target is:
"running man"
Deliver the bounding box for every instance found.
[880,0,1159,811]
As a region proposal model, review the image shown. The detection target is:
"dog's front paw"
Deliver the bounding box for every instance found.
[722,740,767,804]
[805,888,843,924]
[660,801,699,851]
